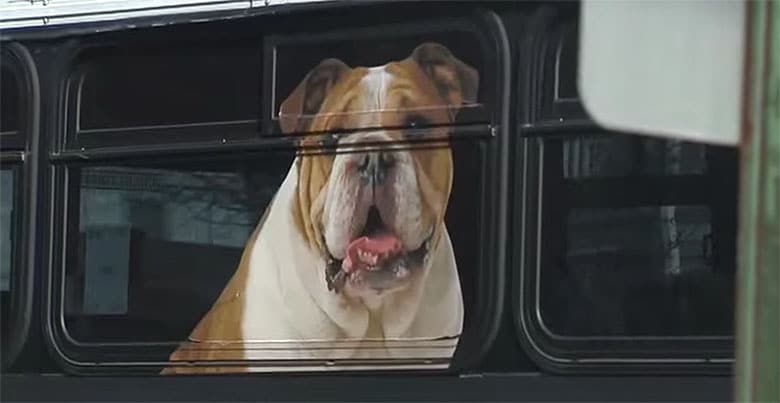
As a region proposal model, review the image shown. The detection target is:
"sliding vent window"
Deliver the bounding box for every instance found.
[533,21,588,125]
[532,133,737,345]
[268,29,490,143]
[67,42,261,149]
[51,16,506,374]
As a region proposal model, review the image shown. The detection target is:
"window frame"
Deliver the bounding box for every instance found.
[43,5,512,375]
[512,8,736,373]
[0,43,39,371]
[262,20,496,139]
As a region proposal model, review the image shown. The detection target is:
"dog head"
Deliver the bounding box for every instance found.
[279,42,478,304]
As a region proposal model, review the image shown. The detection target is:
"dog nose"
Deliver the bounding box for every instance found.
[358,152,395,184]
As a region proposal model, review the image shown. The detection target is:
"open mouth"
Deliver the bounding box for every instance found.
[326,206,430,293]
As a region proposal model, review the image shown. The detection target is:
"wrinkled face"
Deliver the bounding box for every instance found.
[280,43,479,302]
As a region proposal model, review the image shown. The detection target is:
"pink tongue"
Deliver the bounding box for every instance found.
[342,234,402,273]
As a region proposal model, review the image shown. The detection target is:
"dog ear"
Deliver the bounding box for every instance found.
[279,58,351,134]
[409,42,479,108]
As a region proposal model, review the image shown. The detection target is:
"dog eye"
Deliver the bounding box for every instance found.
[405,115,430,128]
[404,115,430,140]
[321,133,340,149]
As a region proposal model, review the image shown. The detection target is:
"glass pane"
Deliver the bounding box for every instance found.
[1,169,17,342]
[1,65,20,135]
[1,169,15,291]
[538,135,736,338]
[562,136,708,178]
[61,140,485,366]
[555,28,578,101]
[65,159,288,342]
[77,43,261,131]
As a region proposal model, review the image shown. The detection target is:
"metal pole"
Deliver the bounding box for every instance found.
[734,0,779,401]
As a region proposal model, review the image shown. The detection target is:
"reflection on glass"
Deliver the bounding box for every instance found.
[538,136,736,338]
[64,161,289,342]
[544,205,732,337]
[562,137,707,178]
[79,167,261,249]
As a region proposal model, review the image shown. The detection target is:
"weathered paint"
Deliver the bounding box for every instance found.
[734,0,780,401]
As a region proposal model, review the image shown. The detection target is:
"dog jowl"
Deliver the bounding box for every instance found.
[164,42,479,372]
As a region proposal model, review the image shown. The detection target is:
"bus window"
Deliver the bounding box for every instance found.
[49,13,507,374]
[515,14,738,369]
[0,45,32,369]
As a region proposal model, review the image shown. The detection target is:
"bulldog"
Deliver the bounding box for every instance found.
[163,42,479,374]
